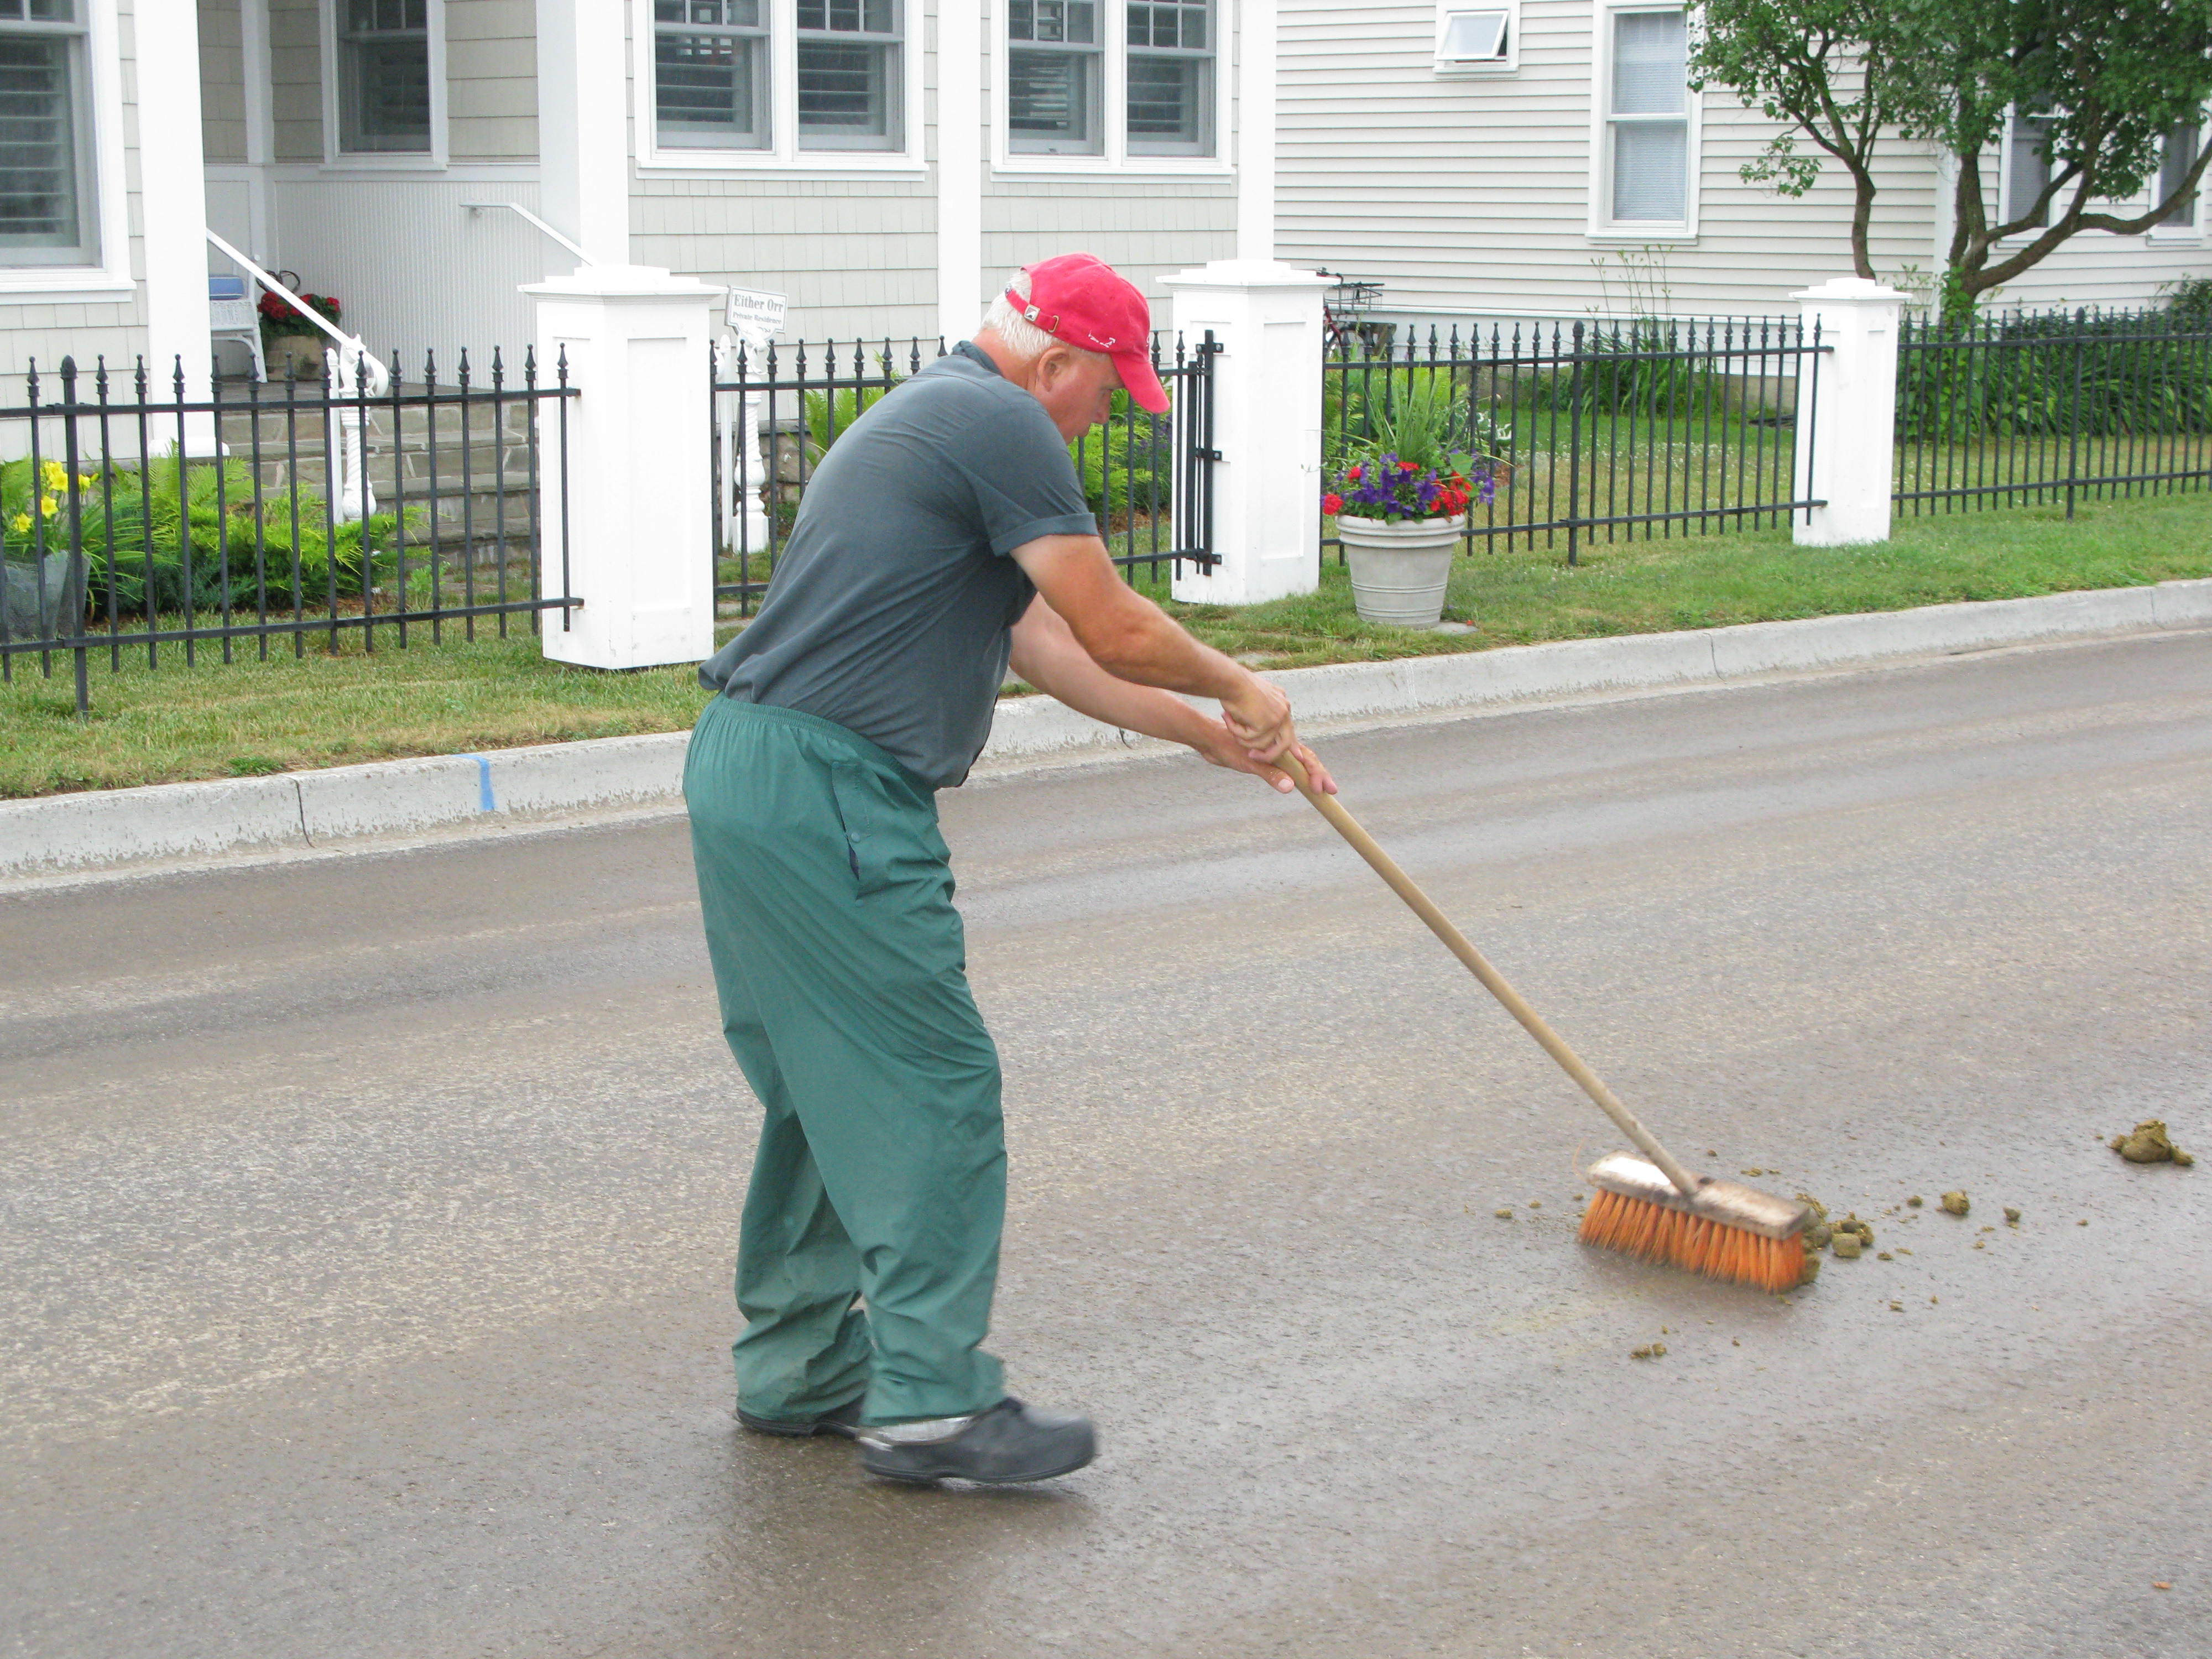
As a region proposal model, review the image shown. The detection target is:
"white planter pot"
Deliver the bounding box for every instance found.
[1339,514,1466,627]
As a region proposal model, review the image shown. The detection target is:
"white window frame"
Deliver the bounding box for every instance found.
[1586,0,1699,243]
[991,0,1232,180]
[2148,115,2206,242]
[319,0,448,171]
[1433,0,1519,78]
[0,0,131,299]
[633,0,925,174]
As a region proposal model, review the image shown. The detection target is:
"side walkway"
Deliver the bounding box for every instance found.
[5,579,2209,884]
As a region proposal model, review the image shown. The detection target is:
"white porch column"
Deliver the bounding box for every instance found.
[536,0,632,269]
[1791,277,1905,547]
[524,268,719,669]
[134,0,215,450]
[1162,259,1331,605]
[1235,0,1278,262]
[936,0,984,345]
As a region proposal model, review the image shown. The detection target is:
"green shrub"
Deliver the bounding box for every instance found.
[1896,312,2212,443]
[1324,364,1510,468]
[2,454,415,619]
[802,362,905,450]
[1071,391,1172,519]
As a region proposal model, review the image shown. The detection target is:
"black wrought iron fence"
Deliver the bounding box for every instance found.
[1323,319,1828,565]
[1,350,577,714]
[708,331,1218,616]
[1893,309,2212,515]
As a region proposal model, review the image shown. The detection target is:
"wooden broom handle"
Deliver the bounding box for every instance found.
[1273,749,1704,1198]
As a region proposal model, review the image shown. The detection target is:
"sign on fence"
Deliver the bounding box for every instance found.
[726,288,789,341]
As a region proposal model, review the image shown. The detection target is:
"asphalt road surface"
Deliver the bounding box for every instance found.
[4,631,2208,1658]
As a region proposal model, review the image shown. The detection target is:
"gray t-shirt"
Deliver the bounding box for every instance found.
[698,342,1096,790]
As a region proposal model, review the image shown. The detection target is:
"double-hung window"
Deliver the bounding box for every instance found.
[796,0,901,151]
[337,0,432,154]
[655,1,769,150]
[2156,121,2202,234]
[1126,2,1211,156]
[1001,0,1218,168]
[645,0,908,161]
[1008,1,1102,156]
[0,0,98,265]
[1602,8,1690,228]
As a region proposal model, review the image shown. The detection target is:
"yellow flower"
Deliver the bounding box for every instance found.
[39,495,60,518]
[77,473,96,490]
[39,460,66,490]
[8,512,28,534]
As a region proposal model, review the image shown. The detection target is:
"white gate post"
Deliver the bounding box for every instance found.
[1792,276,1906,547]
[524,267,721,670]
[1161,260,1332,605]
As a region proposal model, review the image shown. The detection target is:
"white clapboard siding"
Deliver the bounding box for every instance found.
[1279,0,1935,320]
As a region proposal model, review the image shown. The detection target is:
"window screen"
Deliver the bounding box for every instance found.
[655,0,769,150]
[0,0,96,264]
[1608,10,1687,222]
[2158,123,2199,228]
[797,0,901,151]
[1126,0,1211,156]
[339,0,432,154]
[1009,0,1102,155]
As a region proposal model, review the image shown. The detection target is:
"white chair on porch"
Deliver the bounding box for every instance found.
[208,274,267,382]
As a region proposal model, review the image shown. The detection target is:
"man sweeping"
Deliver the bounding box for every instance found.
[685,253,1334,1486]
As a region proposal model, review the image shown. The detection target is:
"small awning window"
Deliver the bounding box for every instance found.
[1437,9,1509,63]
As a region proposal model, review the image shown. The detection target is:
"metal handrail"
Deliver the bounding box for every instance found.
[204,228,390,394]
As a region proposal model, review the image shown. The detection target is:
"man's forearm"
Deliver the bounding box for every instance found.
[1010,603,1225,749]
[1081,597,1247,703]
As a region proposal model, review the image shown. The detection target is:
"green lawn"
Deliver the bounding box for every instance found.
[1142,491,2212,670]
[4,490,2207,799]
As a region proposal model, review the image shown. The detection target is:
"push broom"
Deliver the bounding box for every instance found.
[1274,752,1810,1292]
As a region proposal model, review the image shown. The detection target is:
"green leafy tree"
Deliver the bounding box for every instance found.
[1687,0,1912,280]
[1688,0,2212,320]
[1892,0,2212,321]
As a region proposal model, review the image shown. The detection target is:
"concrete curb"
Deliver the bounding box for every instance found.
[6,578,2208,881]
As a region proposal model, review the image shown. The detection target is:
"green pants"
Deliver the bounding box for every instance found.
[684,695,1006,1426]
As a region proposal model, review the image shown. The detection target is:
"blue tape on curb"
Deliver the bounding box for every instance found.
[456,753,496,813]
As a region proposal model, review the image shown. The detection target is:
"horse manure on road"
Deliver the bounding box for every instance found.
[1941,1191,1970,1216]
[2110,1120,2194,1166]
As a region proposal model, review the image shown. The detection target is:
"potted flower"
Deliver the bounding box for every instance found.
[258,282,344,380]
[1323,450,1491,628]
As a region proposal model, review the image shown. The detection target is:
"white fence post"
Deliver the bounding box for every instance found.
[1793,276,1906,547]
[1161,259,1333,605]
[524,267,721,670]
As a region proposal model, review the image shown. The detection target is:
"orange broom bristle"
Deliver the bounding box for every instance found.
[1577,1188,1806,1293]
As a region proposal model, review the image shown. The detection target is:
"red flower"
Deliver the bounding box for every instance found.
[1346,465,1364,481]
[1399,460,1419,474]
[1321,492,1344,514]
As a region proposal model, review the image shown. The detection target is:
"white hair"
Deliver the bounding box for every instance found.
[979,267,1109,366]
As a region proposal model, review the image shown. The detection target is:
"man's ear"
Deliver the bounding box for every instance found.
[1034,343,1076,390]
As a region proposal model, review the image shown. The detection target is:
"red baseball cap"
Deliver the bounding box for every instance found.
[1006,253,1171,413]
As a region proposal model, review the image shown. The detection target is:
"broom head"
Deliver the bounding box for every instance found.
[1578,1152,1812,1292]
